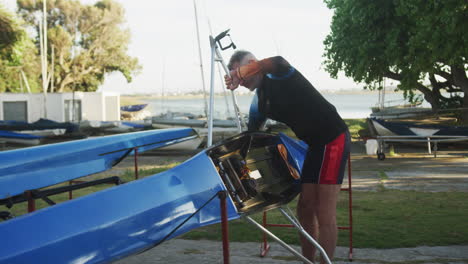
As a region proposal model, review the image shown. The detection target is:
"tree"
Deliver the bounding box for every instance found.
[0,4,40,93]
[323,0,468,121]
[0,5,21,48]
[17,0,141,92]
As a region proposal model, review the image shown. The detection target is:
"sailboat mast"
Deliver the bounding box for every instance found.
[40,0,48,118]
[382,78,386,109]
[193,0,208,118]
[161,59,165,114]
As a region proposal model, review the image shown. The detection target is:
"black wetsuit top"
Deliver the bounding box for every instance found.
[250,56,348,147]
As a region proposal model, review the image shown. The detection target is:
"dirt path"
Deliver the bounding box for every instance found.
[116,239,468,264]
[348,142,468,192]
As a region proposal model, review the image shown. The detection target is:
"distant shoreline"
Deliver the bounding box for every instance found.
[121,89,402,101]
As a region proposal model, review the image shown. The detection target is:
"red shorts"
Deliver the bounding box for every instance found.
[301,130,350,184]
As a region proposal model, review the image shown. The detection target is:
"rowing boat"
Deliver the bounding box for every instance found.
[0,128,199,199]
[0,131,305,263]
[0,130,43,145]
[369,118,468,137]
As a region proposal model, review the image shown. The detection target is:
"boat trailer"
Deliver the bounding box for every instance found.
[376,135,468,160]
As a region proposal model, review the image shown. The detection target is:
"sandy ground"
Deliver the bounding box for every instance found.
[115,239,468,264]
[106,141,468,264]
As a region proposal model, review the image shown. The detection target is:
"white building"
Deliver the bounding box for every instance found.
[0,92,120,122]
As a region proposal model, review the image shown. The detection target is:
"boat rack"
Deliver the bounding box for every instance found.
[376,135,468,160]
[260,155,354,261]
[0,176,122,214]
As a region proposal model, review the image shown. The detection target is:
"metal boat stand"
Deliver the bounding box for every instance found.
[260,155,353,261]
[244,206,333,264]
[207,29,247,147]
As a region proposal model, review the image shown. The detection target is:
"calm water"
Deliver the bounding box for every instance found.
[143,92,411,119]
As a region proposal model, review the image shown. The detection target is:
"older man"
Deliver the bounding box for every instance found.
[225,50,350,263]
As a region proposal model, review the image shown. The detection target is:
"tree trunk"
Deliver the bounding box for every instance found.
[451,66,468,124]
[57,73,75,92]
[416,82,441,111]
[385,70,440,110]
[462,94,468,125]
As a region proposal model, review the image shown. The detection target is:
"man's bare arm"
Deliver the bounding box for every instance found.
[238,56,291,81]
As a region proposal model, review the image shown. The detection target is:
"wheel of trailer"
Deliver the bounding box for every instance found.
[377,152,386,160]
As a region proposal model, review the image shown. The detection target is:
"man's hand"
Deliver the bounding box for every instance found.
[225,69,241,90]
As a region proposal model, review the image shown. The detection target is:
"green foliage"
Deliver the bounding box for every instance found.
[323,0,468,116]
[0,5,21,49]
[0,4,40,92]
[343,118,367,140]
[16,0,141,92]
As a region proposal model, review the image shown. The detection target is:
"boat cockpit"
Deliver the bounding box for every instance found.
[208,132,301,214]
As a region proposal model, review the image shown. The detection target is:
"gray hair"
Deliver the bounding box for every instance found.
[228,50,254,70]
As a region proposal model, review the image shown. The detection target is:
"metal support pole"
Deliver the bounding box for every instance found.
[260,211,271,257]
[377,139,380,154]
[347,155,353,260]
[192,0,209,119]
[261,155,352,261]
[26,191,35,213]
[244,216,315,264]
[427,137,432,154]
[218,191,230,264]
[69,181,73,200]
[207,36,217,147]
[207,30,246,147]
[278,207,332,264]
[134,147,139,179]
[213,47,245,132]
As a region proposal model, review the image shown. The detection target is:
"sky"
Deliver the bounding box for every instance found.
[2,0,363,95]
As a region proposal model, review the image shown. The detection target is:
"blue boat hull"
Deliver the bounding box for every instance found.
[0,128,199,199]
[120,104,148,112]
[0,131,305,264]
[0,153,239,263]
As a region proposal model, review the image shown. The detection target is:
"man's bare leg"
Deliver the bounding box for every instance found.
[298,183,341,264]
[316,184,341,264]
[297,183,319,263]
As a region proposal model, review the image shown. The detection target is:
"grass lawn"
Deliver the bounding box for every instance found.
[120,96,145,106]
[181,190,468,249]
[344,118,368,140]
